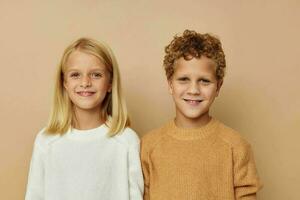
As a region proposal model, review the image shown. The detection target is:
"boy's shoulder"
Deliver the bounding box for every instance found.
[141,122,170,149]
[215,120,251,148]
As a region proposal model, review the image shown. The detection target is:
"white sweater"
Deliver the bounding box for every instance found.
[25,124,144,200]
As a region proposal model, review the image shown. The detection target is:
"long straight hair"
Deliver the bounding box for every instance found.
[45,38,130,136]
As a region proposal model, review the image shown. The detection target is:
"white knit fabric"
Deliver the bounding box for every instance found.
[25,124,144,200]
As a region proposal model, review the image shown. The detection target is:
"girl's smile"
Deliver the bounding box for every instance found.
[76,91,96,97]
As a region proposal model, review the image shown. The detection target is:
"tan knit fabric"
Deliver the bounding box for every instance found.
[141,118,262,200]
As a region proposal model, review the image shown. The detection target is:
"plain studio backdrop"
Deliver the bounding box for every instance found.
[0,0,299,199]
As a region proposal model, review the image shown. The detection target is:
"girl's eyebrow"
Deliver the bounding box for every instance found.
[65,67,106,72]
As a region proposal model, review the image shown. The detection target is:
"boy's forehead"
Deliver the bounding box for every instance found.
[174,56,217,72]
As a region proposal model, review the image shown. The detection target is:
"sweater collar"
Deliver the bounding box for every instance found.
[166,118,219,140]
[65,123,108,139]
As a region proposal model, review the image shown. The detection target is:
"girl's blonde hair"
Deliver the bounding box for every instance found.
[45,38,130,136]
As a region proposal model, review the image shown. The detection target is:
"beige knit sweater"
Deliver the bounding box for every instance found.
[141,118,262,200]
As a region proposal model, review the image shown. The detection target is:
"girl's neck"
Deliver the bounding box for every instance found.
[73,107,104,130]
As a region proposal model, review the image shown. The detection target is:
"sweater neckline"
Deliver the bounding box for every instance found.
[66,123,108,138]
[166,118,219,140]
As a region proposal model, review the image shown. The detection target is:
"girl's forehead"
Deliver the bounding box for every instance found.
[64,50,107,71]
[67,50,102,65]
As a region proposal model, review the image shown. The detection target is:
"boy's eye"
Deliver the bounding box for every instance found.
[177,77,189,82]
[200,79,211,84]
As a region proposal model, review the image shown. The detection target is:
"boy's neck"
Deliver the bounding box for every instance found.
[73,107,104,130]
[174,114,212,129]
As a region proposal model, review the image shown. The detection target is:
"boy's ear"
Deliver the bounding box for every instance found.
[216,79,223,96]
[168,80,173,95]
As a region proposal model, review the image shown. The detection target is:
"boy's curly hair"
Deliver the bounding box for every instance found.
[163,29,226,80]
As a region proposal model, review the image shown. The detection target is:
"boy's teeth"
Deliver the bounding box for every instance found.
[185,99,200,102]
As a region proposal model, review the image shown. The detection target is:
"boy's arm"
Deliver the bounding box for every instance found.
[25,135,45,200]
[233,142,263,200]
[140,138,150,200]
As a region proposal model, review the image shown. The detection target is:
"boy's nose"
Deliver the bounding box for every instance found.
[80,75,91,88]
[187,82,200,95]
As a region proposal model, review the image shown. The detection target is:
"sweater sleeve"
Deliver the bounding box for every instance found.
[233,142,262,200]
[140,138,150,200]
[128,137,144,200]
[25,134,45,200]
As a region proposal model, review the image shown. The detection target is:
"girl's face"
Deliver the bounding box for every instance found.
[63,50,112,114]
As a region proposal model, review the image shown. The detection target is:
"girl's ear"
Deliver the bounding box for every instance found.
[216,79,223,97]
[107,72,113,93]
[63,78,67,90]
[107,83,112,93]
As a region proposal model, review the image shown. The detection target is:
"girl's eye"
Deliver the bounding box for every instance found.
[70,72,80,78]
[91,73,102,78]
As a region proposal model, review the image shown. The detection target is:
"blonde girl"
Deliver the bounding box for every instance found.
[25,38,143,200]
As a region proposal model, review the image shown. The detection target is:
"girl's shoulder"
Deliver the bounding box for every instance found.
[33,128,62,150]
[113,127,140,148]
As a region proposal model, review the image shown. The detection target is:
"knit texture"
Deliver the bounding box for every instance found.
[25,124,144,200]
[141,118,262,200]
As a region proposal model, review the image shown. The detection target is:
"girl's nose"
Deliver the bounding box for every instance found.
[80,75,91,88]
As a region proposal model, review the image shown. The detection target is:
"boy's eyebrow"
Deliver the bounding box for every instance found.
[176,74,214,78]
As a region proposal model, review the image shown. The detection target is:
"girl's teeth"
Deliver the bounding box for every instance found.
[78,92,94,96]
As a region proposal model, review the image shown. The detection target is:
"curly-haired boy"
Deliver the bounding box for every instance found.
[141,30,262,200]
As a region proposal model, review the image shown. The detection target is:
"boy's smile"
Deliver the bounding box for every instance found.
[168,56,222,128]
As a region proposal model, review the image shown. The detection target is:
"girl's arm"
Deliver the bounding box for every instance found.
[127,131,144,200]
[25,133,45,200]
[233,142,263,200]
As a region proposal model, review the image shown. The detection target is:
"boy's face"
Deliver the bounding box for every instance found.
[168,56,222,127]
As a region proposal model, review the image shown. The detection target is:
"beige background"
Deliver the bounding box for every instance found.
[0,0,299,199]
